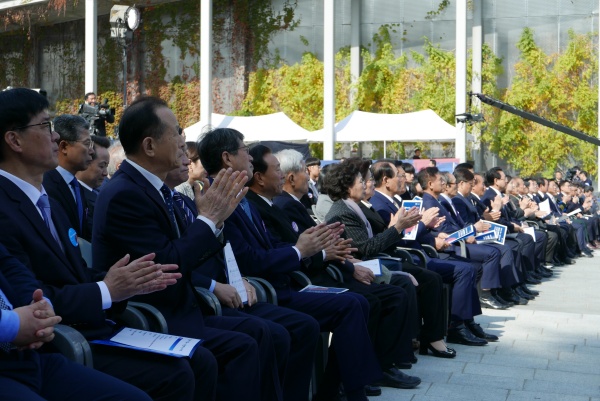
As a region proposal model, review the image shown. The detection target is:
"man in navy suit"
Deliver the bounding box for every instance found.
[198,128,387,401]
[370,162,495,345]
[0,88,212,401]
[481,168,551,282]
[92,97,274,401]
[165,149,321,401]
[42,114,95,241]
[452,169,538,302]
[0,243,152,401]
[75,134,111,232]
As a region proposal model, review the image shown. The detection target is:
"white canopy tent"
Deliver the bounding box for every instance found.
[308,109,456,142]
[185,112,311,142]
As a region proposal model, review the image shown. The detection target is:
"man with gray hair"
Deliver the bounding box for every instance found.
[43,114,95,240]
[107,140,125,178]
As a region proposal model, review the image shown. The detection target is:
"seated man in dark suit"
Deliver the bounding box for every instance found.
[452,170,538,302]
[253,147,420,390]
[299,157,320,212]
[0,88,209,401]
[42,114,95,241]
[92,97,272,401]
[0,242,152,401]
[75,134,111,234]
[166,149,321,401]
[368,162,497,343]
[481,168,550,281]
[198,128,388,401]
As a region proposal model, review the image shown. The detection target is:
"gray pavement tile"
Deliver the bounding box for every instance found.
[425,382,509,401]
[452,344,499,354]
[574,344,600,354]
[547,359,600,375]
[585,338,600,347]
[507,390,593,401]
[407,358,467,373]
[523,379,600,397]
[534,368,600,386]
[480,354,549,369]
[464,362,534,379]
[406,369,452,384]
[448,372,524,390]
[558,350,600,364]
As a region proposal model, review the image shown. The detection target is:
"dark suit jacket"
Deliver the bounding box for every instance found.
[452,192,481,225]
[422,192,462,234]
[81,186,97,235]
[325,199,403,259]
[251,190,354,279]
[481,187,516,232]
[223,198,301,289]
[92,160,224,338]
[273,191,317,234]
[43,169,90,240]
[0,243,40,308]
[0,176,115,339]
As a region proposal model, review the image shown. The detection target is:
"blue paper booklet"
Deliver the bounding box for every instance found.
[475,230,497,244]
[445,225,475,244]
[481,220,508,245]
[91,328,203,358]
[401,199,423,240]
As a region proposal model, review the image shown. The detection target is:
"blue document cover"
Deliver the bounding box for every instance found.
[445,225,475,244]
[482,220,508,245]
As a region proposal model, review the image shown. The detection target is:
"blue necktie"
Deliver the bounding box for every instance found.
[160,184,180,237]
[0,293,12,352]
[240,198,253,222]
[70,178,84,233]
[37,194,64,253]
[173,191,195,227]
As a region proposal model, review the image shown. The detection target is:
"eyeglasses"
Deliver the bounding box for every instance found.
[236,145,250,154]
[73,139,94,150]
[14,121,54,136]
[447,182,457,186]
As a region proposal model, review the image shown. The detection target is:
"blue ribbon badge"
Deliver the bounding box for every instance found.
[68,228,79,247]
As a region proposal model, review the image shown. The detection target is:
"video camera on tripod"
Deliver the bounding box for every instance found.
[78,99,115,136]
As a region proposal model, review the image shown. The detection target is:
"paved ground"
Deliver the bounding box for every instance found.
[378,253,600,400]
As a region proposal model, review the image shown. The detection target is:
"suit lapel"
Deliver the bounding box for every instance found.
[119,161,176,237]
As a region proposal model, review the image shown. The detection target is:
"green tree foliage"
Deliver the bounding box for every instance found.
[484,28,598,177]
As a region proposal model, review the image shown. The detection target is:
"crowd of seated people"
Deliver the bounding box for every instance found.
[2,87,597,401]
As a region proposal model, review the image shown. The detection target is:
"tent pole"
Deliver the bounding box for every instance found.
[323,0,335,160]
[384,141,387,158]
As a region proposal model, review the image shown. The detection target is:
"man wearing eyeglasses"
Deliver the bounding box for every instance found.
[43,115,95,241]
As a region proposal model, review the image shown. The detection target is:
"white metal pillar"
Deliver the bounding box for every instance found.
[323,0,335,160]
[455,0,467,162]
[472,0,482,168]
[200,0,212,127]
[350,0,360,103]
[84,0,97,94]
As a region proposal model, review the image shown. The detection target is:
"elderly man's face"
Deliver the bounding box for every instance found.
[154,107,185,173]
[261,153,285,198]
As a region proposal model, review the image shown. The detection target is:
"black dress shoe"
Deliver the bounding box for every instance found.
[447,324,488,346]
[419,342,457,358]
[535,268,552,278]
[581,252,594,258]
[525,274,542,285]
[364,385,382,397]
[479,295,509,309]
[465,320,499,342]
[373,369,421,389]
[497,288,528,305]
[519,284,539,296]
[564,257,576,264]
[514,285,535,300]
